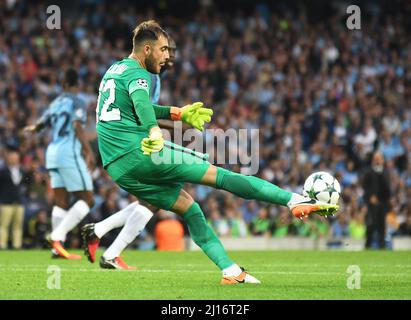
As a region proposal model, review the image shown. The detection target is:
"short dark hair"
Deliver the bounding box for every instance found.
[64,68,78,87]
[132,20,168,51]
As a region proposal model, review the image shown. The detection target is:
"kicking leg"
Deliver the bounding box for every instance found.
[172,189,260,284]
[200,165,339,219]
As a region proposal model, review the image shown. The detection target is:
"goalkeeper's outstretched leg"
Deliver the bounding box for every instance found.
[198,165,339,220]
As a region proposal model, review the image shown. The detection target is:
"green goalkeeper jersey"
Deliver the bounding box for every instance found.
[96,57,170,168]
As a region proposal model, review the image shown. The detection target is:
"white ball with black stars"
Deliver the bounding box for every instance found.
[303,171,341,205]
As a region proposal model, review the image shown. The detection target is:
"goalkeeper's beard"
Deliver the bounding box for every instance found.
[145,54,160,74]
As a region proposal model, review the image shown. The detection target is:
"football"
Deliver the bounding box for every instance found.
[303,171,341,205]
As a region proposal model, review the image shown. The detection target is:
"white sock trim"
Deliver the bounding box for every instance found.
[287,193,308,208]
[222,264,242,277]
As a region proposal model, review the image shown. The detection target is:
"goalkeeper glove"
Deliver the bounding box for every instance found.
[141,127,164,155]
[170,102,213,131]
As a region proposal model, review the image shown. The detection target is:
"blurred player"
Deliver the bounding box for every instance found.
[91,20,338,284]
[80,37,177,270]
[150,36,176,104]
[23,69,95,259]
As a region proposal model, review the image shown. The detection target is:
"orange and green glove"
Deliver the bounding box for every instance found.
[170,102,213,131]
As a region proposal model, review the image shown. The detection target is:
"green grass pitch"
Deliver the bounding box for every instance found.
[0,250,410,300]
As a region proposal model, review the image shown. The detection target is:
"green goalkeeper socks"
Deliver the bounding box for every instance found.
[181,168,292,270]
[215,167,292,206]
[183,202,234,270]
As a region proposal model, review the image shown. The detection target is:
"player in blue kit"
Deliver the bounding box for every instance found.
[149,37,176,104]
[24,69,95,259]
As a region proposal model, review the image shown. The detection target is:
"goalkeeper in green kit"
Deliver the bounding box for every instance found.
[91,20,339,284]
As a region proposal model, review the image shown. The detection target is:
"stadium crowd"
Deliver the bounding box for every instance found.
[0,0,411,250]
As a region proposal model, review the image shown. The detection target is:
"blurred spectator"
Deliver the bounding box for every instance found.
[250,207,274,237]
[398,213,411,236]
[330,213,350,239]
[154,210,184,251]
[353,118,377,163]
[240,201,259,224]
[0,145,26,249]
[208,209,230,237]
[385,210,400,249]
[362,152,391,249]
[27,209,50,248]
[309,216,329,240]
[340,160,359,188]
[226,208,248,237]
[349,212,366,240]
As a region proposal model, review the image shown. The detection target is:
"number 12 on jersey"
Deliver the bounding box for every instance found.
[96,79,121,122]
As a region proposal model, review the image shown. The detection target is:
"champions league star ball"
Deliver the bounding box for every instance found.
[303,171,341,205]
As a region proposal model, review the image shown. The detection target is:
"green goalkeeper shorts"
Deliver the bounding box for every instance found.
[106,141,211,210]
